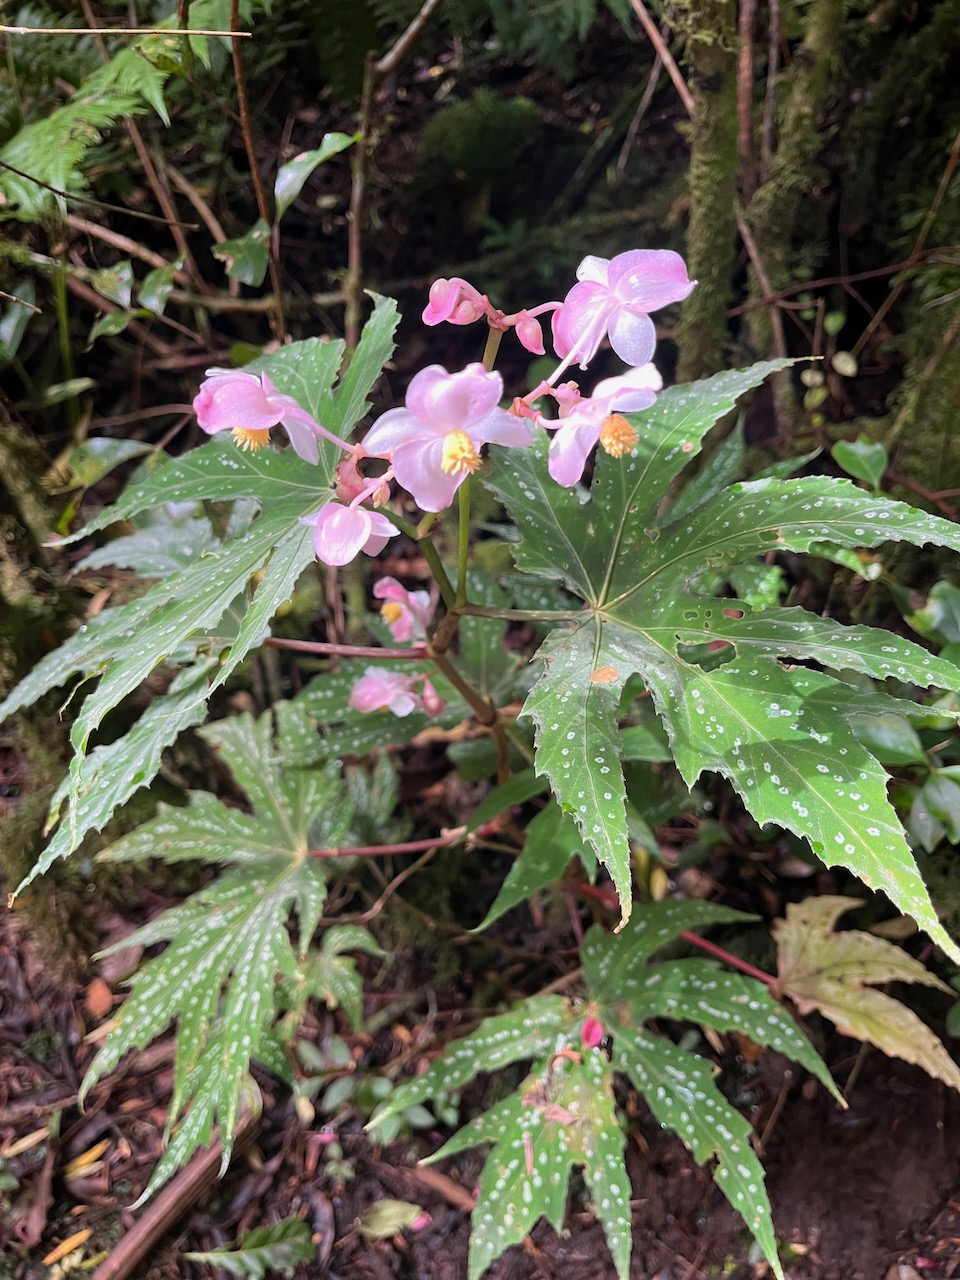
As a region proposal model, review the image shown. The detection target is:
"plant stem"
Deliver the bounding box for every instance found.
[679,930,777,991]
[455,477,471,607]
[309,826,466,859]
[428,646,496,726]
[482,325,503,371]
[417,535,457,609]
[461,603,582,623]
[264,637,428,661]
[230,0,285,343]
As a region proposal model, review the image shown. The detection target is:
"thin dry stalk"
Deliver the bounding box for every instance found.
[737,0,758,198]
[230,0,286,341]
[628,0,695,117]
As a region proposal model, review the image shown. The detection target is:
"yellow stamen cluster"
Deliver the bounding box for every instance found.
[381,601,404,625]
[231,426,271,451]
[440,429,481,476]
[598,414,638,458]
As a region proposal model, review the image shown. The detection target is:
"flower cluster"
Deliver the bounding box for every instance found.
[192,247,695,718]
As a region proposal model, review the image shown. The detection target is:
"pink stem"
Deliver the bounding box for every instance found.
[309,826,467,859]
[264,637,428,660]
[680,929,777,991]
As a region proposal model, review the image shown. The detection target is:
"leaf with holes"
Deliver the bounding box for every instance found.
[81,706,377,1201]
[3,301,399,890]
[488,363,960,952]
[774,896,960,1091]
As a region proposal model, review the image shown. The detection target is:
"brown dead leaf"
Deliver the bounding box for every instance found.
[774,896,960,1092]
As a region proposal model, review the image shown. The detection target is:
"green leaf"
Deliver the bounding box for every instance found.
[917,772,960,842]
[2,320,404,883]
[0,280,36,360]
[774,897,960,1091]
[367,997,570,1130]
[614,1027,783,1279]
[139,257,183,315]
[88,311,145,343]
[90,260,134,308]
[76,512,216,578]
[58,438,153,491]
[425,1051,631,1280]
[82,710,373,1199]
[490,363,960,956]
[466,768,548,832]
[212,218,271,286]
[357,1200,424,1240]
[183,1216,314,1277]
[475,799,596,930]
[848,713,927,766]
[832,435,887,490]
[274,133,355,220]
[25,659,216,887]
[290,925,383,1027]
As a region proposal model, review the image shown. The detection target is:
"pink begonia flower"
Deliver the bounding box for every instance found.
[363,364,534,512]
[304,502,399,567]
[193,368,341,464]
[422,277,488,326]
[581,1017,604,1049]
[374,577,433,642]
[551,250,696,369]
[349,668,421,717]
[546,364,662,487]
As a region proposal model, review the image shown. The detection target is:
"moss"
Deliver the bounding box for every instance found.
[743,0,843,373]
[675,0,740,382]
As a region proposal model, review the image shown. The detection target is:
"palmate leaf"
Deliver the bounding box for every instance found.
[370,900,837,1280]
[2,302,399,889]
[488,363,960,953]
[580,903,841,1280]
[82,707,368,1200]
[425,1051,630,1280]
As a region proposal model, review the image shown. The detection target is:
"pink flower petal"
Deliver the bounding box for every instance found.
[309,503,397,567]
[194,370,278,434]
[349,667,421,716]
[548,419,600,486]
[408,363,504,433]
[607,309,657,368]
[607,249,696,312]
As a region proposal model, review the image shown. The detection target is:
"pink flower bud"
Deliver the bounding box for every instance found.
[420,677,445,717]
[581,1017,604,1049]
[422,277,488,327]
[515,309,545,355]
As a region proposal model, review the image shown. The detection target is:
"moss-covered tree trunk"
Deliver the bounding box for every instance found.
[743,0,843,373]
[675,0,740,383]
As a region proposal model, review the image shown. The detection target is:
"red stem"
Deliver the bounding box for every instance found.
[680,930,777,991]
[309,826,466,859]
[264,637,428,661]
